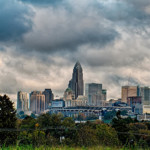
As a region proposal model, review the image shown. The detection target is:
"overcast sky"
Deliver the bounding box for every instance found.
[1,0,150,102]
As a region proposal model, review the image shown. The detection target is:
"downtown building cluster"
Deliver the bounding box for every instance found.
[17,62,150,121]
[17,89,54,115]
[121,86,150,114]
[17,62,107,115]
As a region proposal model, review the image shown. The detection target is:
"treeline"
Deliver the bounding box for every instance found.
[15,113,150,148]
[1,95,150,148]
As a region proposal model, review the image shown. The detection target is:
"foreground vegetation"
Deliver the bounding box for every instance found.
[1,95,150,149]
[0,145,146,150]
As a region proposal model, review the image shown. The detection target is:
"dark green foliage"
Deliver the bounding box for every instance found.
[0,95,17,128]
[96,124,119,146]
[20,116,36,129]
[76,125,98,147]
[37,113,53,128]
[0,95,17,146]
[111,111,132,145]
[18,131,32,146]
[32,130,46,147]
[62,117,75,128]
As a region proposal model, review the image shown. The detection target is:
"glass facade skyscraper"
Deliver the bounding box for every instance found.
[43,89,54,109]
[68,61,84,99]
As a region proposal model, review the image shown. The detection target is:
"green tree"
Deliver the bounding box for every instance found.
[111,112,136,146]
[0,95,17,145]
[20,116,36,129]
[32,130,46,147]
[51,114,62,127]
[62,117,76,145]
[62,117,75,128]
[76,125,98,146]
[111,111,133,145]
[96,124,119,146]
[37,113,52,129]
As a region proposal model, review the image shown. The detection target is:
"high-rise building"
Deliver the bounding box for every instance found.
[17,91,28,112]
[43,89,54,109]
[68,61,84,99]
[139,87,150,105]
[30,91,45,114]
[121,86,138,103]
[85,83,107,106]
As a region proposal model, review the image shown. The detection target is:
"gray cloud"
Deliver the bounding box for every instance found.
[0,0,32,42]
[98,1,150,23]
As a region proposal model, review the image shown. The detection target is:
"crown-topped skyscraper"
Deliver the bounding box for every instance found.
[68,61,84,99]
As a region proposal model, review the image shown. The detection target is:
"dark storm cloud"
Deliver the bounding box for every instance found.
[20,0,63,6]
[0,0,32,42]
[24,24,118,52]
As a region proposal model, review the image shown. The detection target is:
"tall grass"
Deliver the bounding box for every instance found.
[0,145,143,150]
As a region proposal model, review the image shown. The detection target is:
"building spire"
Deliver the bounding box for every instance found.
[74,61,82,70]
[68,62,84,99]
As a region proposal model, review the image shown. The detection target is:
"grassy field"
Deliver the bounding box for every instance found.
[0,145,144,150]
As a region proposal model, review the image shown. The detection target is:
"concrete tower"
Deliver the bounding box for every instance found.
[17,91,28,112]
[68,61,84,99]
[30,91,45,114]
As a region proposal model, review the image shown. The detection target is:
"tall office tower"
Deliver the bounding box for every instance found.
[43,89,54,109]
[121,86,138,103]
[68,61,84,99]
[139,87,150,105]
[30,91,45,114]
[17,91,28,112]
[85,83,107,106]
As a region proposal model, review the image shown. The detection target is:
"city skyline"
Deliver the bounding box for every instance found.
[1,0,150,103]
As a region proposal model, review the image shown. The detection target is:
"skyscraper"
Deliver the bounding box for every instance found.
[139,87,150,105]
[85,83,107,106]
[121,86,138,103]
[43,89,54,109]
[30,91,45,114]
[68,61,84,99]
[17,91,28,112]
